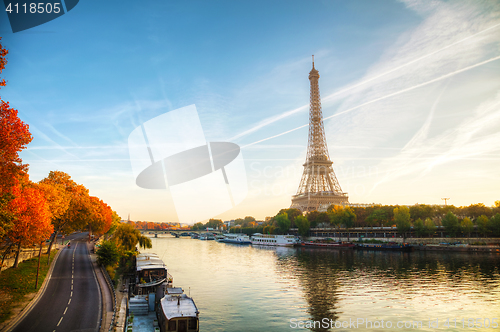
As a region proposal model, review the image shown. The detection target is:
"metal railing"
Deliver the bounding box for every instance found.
[101,266,117,332]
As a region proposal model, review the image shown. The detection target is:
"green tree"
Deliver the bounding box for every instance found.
[366,208,387,228]
[191,222,204,231]
[466,203,492,219]
[114,223,152,251]
[275,212,291,234]
[294,215,310,237]
[393,206,411,242]
[328,205,343,230]
[206,218,223,229]
[424,217,436,237]
[476,215,489,237]
[306,210,320,228]
[315,212,330,227]
[329,205,356,241]
[441,211,460,237]
[460,217,473,238]
[414,218,424,237]
[342,207,356,241]
[96,240,120,267]
[489,213,500,237]
[410,204,434,221]
[263,225,275,235]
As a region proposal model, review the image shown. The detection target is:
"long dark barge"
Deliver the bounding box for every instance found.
[301,241,355,249]
[355,242,413,251]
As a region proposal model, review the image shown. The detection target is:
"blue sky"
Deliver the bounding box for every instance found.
[1,0,499,223]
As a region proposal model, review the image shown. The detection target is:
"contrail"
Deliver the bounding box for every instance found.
[241,124,309,149]
[242,54,500,149]
[234,23,500,142]
[322,22,500,103]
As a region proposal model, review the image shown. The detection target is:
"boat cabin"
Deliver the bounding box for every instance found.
[158,288,199,332]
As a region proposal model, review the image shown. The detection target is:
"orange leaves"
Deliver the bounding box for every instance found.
[88,196,113,236]
[7,182,53,246]
[0,39,31,195]
[0,101,33,195]
[0,37,7,87]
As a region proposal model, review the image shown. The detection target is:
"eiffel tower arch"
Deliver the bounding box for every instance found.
[291,57,349,212]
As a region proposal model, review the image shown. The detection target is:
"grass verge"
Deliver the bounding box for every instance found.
[0,250,57,324]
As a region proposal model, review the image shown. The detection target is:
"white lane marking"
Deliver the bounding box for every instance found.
[70,291,72,297]
[68,298,71,305]
[71,285,73,290]
[64,307,68,315]
[57,317,63,326]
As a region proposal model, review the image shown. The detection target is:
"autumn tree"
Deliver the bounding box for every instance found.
[88,196,113,236]
[393,206,411,242]
[0,39,33,239]
[6,181,53,267]
[41,171,91,258]
[107,211,122,234]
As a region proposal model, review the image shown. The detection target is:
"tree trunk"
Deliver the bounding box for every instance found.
[35,241,43,289]
[0,243,13,274]
[13,242,22,268]
[46,230,58,265]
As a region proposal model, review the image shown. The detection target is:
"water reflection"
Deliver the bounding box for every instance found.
[144,236,500,332]
[292,248,500,331]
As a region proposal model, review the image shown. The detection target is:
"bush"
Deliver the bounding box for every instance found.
[96,241,119,267]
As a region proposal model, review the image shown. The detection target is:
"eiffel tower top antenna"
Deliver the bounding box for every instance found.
[290,57,348,212]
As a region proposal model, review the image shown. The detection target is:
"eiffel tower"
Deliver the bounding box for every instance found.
[291,56,348,212]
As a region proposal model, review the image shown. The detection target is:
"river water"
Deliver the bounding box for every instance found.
[143,235,500,332]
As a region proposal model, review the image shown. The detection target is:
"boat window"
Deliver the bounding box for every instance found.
[178,318,187,332]
[168,320,177,331]
[188,318,198,330]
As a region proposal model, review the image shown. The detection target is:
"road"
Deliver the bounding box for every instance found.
[12,233,101,332]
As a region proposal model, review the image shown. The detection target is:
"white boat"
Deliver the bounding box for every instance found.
[222,233,252,244]
[135,253,173,289]
[199,233,215,240]
[250,234,299,247]
[158,287,199,332]
[215,234,225,242]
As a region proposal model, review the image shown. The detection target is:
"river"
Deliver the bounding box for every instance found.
[142,235,500,331]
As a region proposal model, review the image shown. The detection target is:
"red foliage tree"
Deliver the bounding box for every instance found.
[0,38,33,240]
[7,182,53,267]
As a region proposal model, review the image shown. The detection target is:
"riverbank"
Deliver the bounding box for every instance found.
[0,249,57,329]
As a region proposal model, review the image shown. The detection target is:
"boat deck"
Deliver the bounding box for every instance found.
[132,312,159,332]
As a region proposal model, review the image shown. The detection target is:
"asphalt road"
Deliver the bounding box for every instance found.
[12,233,101,332]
